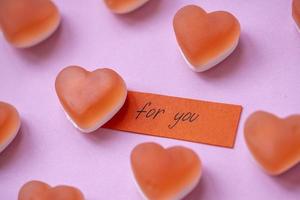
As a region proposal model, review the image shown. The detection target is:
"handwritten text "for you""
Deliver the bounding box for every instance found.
[135,102,199,129]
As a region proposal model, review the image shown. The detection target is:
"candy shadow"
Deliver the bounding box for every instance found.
[184,168,217,200]
[196,32,253,79]
[0,119,29,169]
[113,0,162,24]
[273,163,300,189]
[81,128,122,145]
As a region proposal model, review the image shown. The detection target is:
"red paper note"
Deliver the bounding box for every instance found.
[104,91,242,148]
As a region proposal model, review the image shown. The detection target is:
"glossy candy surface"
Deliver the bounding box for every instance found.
[131,142,202,200]
[0,0,60,48]
[55,66,127,133]
[244,111,300,175]
[173,5,240,72]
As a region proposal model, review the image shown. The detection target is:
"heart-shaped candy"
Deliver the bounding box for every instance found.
[104,0,150,14]
[131,142,202,200]
[293,0,300,31]
[244,111,300,175]
[55,66,127,133]
[173,5,241,72]
[0,101,20,153]
[0,0,60,48]
[18,180,84,200]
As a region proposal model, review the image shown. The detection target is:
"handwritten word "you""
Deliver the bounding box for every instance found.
[135,102,199,129]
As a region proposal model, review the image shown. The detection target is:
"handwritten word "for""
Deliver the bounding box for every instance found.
[135,102,199,129]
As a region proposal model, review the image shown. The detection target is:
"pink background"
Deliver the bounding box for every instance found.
[1,0,300,199]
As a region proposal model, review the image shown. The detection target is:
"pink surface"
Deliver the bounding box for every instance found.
[0,0,300,199]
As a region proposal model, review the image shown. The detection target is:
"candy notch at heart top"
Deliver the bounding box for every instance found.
[0,0,61,48]
[293,0,300,31]
[104,0,150,14]
[0,102,21,153]
[173,5,241,72]
[18,180,85,200]
[131,142,202,200]
[244,111,300,175]
[55,66,127,133]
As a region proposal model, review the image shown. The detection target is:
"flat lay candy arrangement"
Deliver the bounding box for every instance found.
[0,0,300,199]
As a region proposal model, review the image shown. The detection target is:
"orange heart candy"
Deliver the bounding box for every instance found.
[173,5,241,72]
[244,111,300,175]
[293,0,300,31]
[55,66,127,133]
[18,180,84,200]
[0,101,20,153]
[131,142,202,200]
[104,0,150,14]
[0,0,60,48]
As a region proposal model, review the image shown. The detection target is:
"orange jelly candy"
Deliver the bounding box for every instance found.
[18,180,84,200]
[173,5,241,72]
[0,101,20,153]
[293,0,300,31]
[131,142,202,200]
[244,111,300,175]
[0,0,60,48]
[55,66,127,133]
[104,0,150,14]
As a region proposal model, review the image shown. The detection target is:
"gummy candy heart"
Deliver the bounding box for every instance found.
[0,101,20,153]
[18,180,84,200]
[131,142,202,200]
[55,66,127,133]
[0,0,60,48]
[173,5,240,72]
[244,111,300,175]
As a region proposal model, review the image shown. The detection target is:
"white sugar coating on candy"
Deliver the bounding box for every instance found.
[293,0,300,34]
[292,14,300,33]
[0,114,21,153]
[179,38,239,72]
[133,172,201,200]
[296,23,300,33]
[172,174,201,200]
[121,0,150,13]
[106,0,150,14]
[61,90,127,133]
[131,173,148,200]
